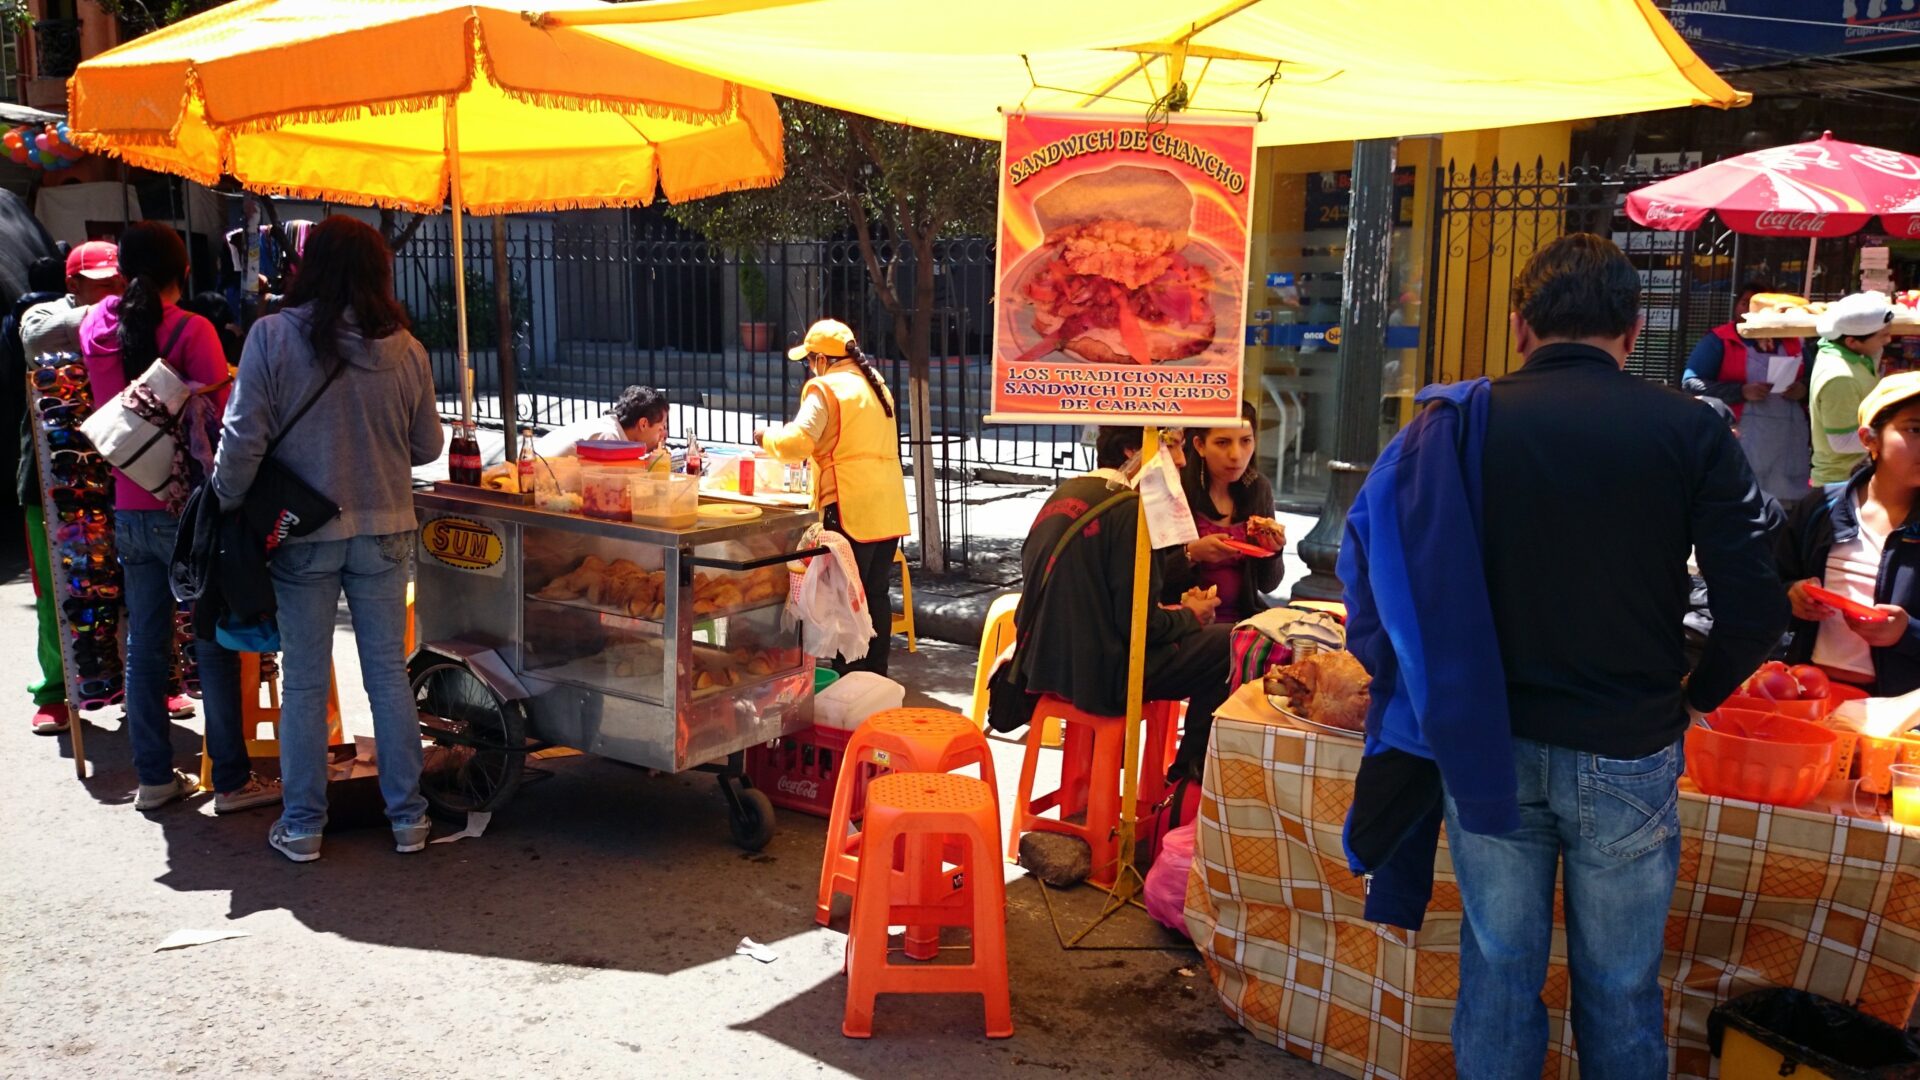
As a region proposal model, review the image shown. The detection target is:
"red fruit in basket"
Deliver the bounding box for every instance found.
[1789,665,1829,699]
[1756,668,1800,700]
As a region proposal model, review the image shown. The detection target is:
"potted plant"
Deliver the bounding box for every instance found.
[737,262,772,352]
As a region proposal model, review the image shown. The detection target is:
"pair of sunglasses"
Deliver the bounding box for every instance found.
[76,677,121,700]
[41,428,94,452]
[48,483,109,506]
[38,405,89,428]
[53,521,110,544]
[28,362,89,392]
[66,577,122,601]
[63,600,121,631]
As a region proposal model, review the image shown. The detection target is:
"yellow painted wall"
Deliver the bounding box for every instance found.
[1429,122,1577,384]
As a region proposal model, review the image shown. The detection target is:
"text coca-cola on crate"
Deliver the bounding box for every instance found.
[745,726,851,818]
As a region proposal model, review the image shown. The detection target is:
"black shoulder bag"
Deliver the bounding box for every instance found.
[985,489,1138,733]
[235,354,349,558]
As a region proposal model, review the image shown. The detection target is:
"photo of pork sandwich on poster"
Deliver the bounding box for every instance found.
[1006,164,1239,366]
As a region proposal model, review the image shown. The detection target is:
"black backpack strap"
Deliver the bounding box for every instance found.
[1007,488,1137,682]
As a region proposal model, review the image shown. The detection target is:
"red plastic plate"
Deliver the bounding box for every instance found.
[1803,584,1892,622]
[1220,539,1276,558]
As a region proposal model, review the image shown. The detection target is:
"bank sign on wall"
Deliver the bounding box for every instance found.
[988,112,1254,425]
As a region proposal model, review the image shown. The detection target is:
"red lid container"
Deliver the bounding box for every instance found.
[577,441,645,463]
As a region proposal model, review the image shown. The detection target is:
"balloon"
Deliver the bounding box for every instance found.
[25,148,41,167]
[8,146,24,165]
[55,121,67,140]
[33,134,48,154]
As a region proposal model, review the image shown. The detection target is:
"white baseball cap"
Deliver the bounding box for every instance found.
[1817,291,1896,342]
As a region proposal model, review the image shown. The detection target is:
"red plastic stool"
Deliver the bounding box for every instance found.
[1007,695,1178,888]
[815,708,999,960]
[1135,700,1185,813]
[842,772,1011,1039]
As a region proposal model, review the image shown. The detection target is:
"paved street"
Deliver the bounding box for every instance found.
[0,555,1324,1080]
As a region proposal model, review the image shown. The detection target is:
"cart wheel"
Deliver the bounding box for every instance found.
[729,788,776,852]
[413,660,526,822]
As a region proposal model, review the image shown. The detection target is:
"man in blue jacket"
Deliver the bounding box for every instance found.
[1341,234,1786,1079]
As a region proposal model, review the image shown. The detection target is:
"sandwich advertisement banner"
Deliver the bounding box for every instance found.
[989,112,1254,425]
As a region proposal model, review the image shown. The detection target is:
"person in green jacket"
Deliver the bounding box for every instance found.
[1810,292,1897,485]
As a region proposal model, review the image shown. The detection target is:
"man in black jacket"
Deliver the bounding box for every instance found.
[1445,234,1787,1078]
[1016,427,1229,781]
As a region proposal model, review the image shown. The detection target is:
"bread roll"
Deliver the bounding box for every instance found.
[1034,165,1192,242]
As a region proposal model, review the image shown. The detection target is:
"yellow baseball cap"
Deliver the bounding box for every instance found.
[1859,371,1920,428]
[789,319,855,362]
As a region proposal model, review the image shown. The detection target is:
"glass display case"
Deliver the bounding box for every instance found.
[413,486,818,774]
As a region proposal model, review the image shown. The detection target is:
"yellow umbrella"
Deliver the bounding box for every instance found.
[67,0,785,422]
[536,0,1746,145]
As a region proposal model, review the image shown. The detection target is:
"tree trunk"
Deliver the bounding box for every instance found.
[907,234,944,574]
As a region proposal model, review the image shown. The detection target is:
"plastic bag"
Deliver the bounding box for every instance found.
[1143,822,1198,936]
[786,525,874,662]
[1137,448,1197,549]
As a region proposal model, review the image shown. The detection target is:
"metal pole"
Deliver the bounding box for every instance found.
[1803,236,1818,299]
[1293,138,1399,601]
[446,100,473,428]
[493,214,516,459]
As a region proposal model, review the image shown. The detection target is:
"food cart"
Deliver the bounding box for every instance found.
[409,483,821,850]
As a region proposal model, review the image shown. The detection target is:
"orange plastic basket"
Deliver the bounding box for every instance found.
[1687,708,1839,809]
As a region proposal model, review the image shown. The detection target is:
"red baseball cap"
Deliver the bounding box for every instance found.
[65,240,119,281]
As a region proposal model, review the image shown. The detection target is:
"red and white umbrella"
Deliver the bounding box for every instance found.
[1626,132,1920,296]
[1627,132,1920,240]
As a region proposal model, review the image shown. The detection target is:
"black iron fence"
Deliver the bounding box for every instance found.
[1424,158,1879,388]
[393,211,1091,569]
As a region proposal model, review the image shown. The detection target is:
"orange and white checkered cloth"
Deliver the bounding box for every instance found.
[1186,682,1920,1079]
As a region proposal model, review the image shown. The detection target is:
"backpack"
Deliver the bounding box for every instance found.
[986,489,1137,734]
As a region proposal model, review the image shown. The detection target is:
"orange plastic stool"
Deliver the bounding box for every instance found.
[842,772,1012,1039]
[198,653,343,792]
[816,709,999,961]
[1007,695,1178,888]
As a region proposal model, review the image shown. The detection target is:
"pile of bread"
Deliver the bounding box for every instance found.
[693,645,801,692]
[692,566,788,616]
[535,556,668,619]
[1738,292,1826,331]
[533,558,789,620]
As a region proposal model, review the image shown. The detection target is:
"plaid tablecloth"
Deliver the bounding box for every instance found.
[1185,682,1920,1079]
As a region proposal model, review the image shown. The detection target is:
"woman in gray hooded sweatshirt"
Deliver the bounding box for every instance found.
[213,215,443,863]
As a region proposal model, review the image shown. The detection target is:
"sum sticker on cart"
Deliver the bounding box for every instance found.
[420,516,506,577]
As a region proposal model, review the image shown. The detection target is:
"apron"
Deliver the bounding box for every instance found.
[1740,392,1811,504]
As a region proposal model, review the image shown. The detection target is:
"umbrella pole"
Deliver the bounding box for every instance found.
[445,100,473,429]
[1804,236,1818,299]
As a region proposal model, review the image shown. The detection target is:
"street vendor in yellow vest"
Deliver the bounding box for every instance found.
[756,319,910,676]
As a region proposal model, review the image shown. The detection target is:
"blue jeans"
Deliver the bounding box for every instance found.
[269,532,425,836]
[1444,737,1682,1080]
[116,510,248,791]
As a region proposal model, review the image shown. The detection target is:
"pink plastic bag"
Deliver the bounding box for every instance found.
[1143,822,1198,936]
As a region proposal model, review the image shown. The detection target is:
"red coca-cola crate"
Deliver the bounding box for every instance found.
[746,725,851,818]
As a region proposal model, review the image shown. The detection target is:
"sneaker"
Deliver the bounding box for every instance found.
[393,821,432,854]
[30,703,69,735]
[213,775,283,815]
[134,769,200,811]
[166,695,196,720]
[268,822,322,863]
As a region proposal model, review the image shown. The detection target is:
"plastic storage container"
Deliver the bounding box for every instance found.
[813,672,906,731]
[578,441,646,521]
[1686,708,1838,808]
[631,472,699,528]
[1709,989,1920,1079]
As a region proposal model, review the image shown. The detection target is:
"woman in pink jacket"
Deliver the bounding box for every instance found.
[79,222,276,816]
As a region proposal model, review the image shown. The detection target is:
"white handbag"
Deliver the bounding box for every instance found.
[80,317,224,502]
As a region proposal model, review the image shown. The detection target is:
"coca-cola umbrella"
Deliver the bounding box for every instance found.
[1626,132,1920,294]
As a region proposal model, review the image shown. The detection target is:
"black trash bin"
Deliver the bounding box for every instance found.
[1709,989,1920,1080]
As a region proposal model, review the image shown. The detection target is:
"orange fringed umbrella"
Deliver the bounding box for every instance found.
[67,0,784,421]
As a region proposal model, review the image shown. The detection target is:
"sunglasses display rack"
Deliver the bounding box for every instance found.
[29,350,122,775]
